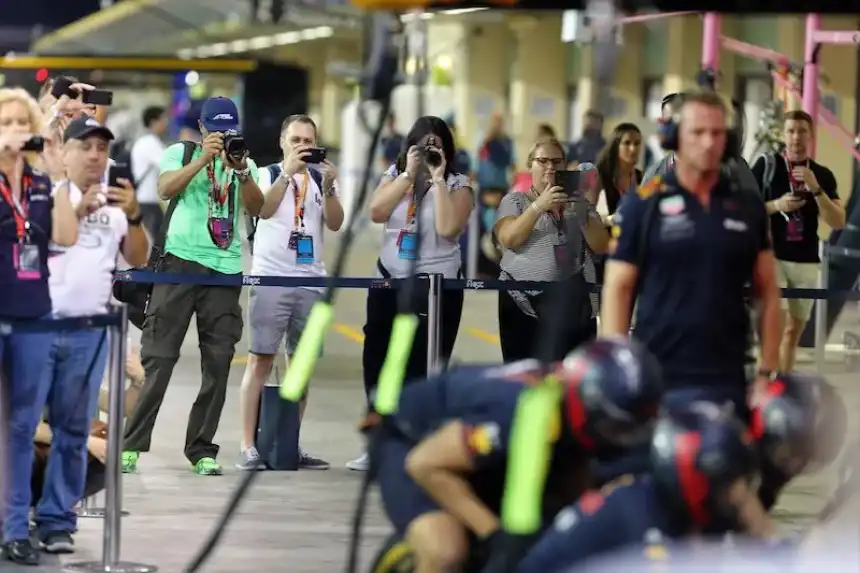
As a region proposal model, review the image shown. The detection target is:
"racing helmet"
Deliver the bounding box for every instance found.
[554,337,663,452]
[751,372,847,478]
[650,403,759,529]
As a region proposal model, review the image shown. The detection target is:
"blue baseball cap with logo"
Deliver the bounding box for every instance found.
[200,96,240,132]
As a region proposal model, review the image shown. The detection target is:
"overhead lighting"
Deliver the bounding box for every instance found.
[179,26,335,59]
[440,7,488,15]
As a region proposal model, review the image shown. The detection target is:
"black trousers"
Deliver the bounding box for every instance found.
[498,289,597,363]
[124,254,243,463]
[362,285,464,406]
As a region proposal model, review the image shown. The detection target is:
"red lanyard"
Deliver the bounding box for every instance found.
[207,162,229,206]
[782,153,809,193]
[293,171,309,229]
[0,174,32,241]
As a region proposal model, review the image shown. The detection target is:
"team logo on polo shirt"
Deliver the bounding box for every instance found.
[465,423,501,456]
[658,195,685,216]
[637,175,665,199]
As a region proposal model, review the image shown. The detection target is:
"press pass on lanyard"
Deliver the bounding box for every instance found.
[0,177,41,279]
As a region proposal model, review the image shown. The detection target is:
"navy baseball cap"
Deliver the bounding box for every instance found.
[63,116,114,142]
[200,96,240,132]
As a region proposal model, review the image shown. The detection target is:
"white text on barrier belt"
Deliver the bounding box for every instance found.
[293,171,310,231]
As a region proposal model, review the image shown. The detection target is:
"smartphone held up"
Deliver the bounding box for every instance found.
[554,170,582,199]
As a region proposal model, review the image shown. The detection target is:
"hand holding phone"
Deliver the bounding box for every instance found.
[302,147,327,164]
[554,170,582,198]
[107,163,133,205]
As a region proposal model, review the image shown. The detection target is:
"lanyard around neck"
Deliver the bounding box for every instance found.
[293,171,310,229]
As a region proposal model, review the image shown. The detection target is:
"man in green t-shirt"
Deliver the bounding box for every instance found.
[123,97,264,476]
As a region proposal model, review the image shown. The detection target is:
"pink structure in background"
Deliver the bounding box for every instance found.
[702,11,860,159]
[803,15,822,156]
[701,13,721,71]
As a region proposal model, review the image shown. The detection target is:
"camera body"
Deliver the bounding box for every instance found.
[420,134,442,168]
[223,129,247,159]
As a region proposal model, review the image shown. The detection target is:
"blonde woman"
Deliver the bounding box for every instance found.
[0,87,78,564]
[493,138,609,363]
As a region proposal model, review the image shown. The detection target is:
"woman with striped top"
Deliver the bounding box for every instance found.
[493,138,610,363]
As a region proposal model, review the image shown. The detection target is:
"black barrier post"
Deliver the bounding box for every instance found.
[426,273,442,374]
[65,304,157,573]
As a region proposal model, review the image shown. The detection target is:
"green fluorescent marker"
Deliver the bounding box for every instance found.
[500,383,560,535]
[280,302,334,402]
[374,314,419,415]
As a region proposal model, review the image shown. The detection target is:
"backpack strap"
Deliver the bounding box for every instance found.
[247,163,285,251]
[153,140,196,258]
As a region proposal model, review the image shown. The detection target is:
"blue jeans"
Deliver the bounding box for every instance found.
[33,329,108,536]
[1,324,56,543]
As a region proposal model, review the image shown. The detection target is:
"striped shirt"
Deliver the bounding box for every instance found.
[496,192,598,317]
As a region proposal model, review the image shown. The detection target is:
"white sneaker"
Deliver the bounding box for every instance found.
[346,452,370,472]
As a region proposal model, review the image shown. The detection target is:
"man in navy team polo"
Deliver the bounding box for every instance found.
[600,90,783,424]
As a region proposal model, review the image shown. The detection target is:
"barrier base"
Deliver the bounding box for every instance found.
[75,507,130,518]
[64,560,157,573]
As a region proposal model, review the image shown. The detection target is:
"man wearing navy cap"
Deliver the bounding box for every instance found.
[122,96,264,476]
[26,115,150,555]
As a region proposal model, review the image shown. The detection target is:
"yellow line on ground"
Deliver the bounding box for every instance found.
[466,327,500,344]
[332,322,366,343]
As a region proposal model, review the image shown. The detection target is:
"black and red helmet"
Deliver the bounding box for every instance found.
[751,372,847,478]
[555,337,663,452]
[651,402,760,529]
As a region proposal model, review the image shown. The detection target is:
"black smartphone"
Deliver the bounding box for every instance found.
[107,163,133,204]
[82,89,114,106]
[50,76,78,100]
[21,136,45,152]
[303,147,327,164]
[554,170,582,196]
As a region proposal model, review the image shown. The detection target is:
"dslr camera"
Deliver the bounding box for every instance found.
[420,134,443,168]
[223,130,247,160]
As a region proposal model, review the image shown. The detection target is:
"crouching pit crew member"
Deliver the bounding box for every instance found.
[374,337,663,573]
[601,90,782,419]
[518,403,774,573]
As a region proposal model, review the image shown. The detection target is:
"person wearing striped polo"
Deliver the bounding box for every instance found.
[493,138,610,363]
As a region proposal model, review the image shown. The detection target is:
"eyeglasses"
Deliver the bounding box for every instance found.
[534,157,565,168]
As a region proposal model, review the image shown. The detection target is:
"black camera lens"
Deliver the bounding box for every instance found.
[424,147,442,167]
[224,134,246,158]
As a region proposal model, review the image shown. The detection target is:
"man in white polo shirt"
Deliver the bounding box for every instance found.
[237,114,343,471]
[35,117,149,553]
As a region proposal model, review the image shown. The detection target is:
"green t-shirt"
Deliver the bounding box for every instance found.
[160,143,259,275]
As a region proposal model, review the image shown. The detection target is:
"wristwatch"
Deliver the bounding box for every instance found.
[756,367,779,380]
[234,167,251,182]
[127,213,143,226]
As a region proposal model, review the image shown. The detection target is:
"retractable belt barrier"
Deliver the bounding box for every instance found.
[1,306,158,573]
[114,269,860,300]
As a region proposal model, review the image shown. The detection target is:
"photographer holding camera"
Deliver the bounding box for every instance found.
[121,97,263,477]
[494,139,609,364]
[348,116,473,472]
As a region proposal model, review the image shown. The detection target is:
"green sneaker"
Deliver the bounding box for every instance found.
[122,451,139,474]
[193,457,223,476]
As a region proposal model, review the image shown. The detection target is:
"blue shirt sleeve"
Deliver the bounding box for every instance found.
[460,390,522,471]
[608,189,648,265]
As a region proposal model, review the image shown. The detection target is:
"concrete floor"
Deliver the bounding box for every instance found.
[6,229,860,572]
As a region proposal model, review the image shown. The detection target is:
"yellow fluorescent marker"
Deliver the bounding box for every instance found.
[280,302,334,401]
[374,314,419,415]
[500,383,560,535]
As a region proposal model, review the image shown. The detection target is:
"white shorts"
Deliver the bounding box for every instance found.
[776,260,819,321]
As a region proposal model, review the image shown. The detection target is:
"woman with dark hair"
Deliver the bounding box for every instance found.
[594,123,643,226]
[348,116,473,471]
